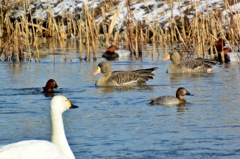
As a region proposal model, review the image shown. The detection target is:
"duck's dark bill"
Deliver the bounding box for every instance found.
[186,92,194,96]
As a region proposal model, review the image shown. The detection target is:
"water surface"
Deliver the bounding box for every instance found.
[0,51,240,158]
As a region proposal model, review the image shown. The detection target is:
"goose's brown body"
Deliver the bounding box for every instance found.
[94,61,157,86]
[164,51,218,74]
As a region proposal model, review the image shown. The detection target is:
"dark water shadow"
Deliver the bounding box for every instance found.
[42,92,56,97]
[0,87,86,97]
[102,57,119,61]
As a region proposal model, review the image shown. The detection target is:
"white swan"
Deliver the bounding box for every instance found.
[0,95,78,159]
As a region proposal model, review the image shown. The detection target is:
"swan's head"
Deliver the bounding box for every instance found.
[50,95,78,113]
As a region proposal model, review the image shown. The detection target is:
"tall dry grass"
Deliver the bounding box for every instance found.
[0,0,239,62]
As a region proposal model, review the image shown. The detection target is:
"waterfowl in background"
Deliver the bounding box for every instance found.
[0,95,78,159]
[102,45,119,58]
[215,38,225,53]
[42,79,58,93]
[93,61,157,86]
[217,46,231,63]
[149,87,194,106]
[102,45,131,61]
[163,50,218,74]
[216,46,240,63]
[212,38,240,63]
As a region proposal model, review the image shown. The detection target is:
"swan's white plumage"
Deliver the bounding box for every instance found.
[0,95,77,159]
[0,140,68,159]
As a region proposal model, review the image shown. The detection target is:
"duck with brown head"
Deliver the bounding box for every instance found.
[149,87,194,106]
[102,45,119,59]
[212,39,240,63]
[217,46,231,63]
[102,45,131,61]
[42,79,58,93]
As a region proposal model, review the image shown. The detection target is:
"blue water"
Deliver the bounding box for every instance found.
[0,51,240,158]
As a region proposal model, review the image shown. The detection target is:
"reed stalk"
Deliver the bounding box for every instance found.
[83,3,90,61]
[77,18,83,60]
[105,0,126,48]
[0,4,3,38]
[138,21,143,60]
[88,18,97,60]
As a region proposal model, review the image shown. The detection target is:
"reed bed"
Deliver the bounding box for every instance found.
[0,0,239,63]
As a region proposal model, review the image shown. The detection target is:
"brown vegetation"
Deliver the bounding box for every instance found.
[0,0,239,62]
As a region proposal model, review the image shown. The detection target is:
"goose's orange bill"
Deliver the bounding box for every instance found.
[93,67,101,75]
[162,55,170,61]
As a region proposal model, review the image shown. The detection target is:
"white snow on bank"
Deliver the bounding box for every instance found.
[222,2,240,16]
[3,0,240,28]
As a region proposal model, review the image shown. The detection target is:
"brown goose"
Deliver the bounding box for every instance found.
[163,51,218,74]
[93,61,157,86]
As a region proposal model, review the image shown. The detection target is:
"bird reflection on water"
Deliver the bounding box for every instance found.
[97,85,154,94]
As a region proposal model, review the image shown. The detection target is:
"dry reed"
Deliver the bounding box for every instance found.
[0,0,239,63]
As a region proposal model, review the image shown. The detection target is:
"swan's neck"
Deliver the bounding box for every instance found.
[51,111,75,159]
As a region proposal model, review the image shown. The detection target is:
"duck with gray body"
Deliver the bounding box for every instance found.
[149,87,194,106]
